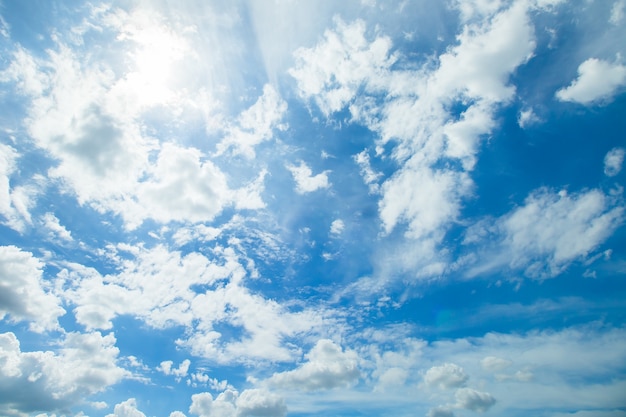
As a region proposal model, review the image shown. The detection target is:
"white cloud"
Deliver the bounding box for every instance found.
[330,219,345,235]
[290,1,538,249]
[465,188,624,278]
[0,144,42,232]
[217,85,288,158]
[480,356,512,372]
[41,213,73,242]
[236,389,287,417]
[158,359,191,378]
[289,18,395,116]
[190,389,286,417]
[105,398,147,417]
[353,150,382,194]
[379,160,473,240]
[268,339,360,391]
[0,331,128,415]
[556,58,626,104]
[0,8,269,231]
[517,108,540,128]
[60,243,326,364]
[454,387,496,412]
[287,161,331,194]
[423,363,469,389]
[604,147,625,177]
[610,0,625,25]
[0,246,65,332]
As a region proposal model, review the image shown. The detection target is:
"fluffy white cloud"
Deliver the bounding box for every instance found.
[236,389,287,417]
[41,213,73,242]
[604,147,625,177]
[158,359,191,378]
[289,18,395,116]
[105,398,147,417]
[330,219,345,235]
[290,1,539,250]
[454,387,496,412]
[0,8,270,231]
[423,363,469,389]
[465,187,624,278]
[0,143,41,232]
[0,246,65,332]
[556,58,626,104]
[268,339,360,391]
[287,161,331,194]
[190,389,286,417]
[217,85,288,158]
[0,331,128,415]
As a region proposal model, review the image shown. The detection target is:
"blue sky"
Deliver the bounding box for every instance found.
[1,0,625,416]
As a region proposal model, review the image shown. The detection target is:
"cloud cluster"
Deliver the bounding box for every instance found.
[189,389,287,417]
[0,246,65,332]
[556,58,626,104]
[465,187,624,278]
[268,339,360,391]
[0,331,127,416]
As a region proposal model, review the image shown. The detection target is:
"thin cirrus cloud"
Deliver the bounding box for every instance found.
[0,0,625,417]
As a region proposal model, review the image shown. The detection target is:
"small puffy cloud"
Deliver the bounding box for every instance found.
[0,245,65,332]
[556,58,626,104]
[604,147,625,177]
[454,387,496,412]
[170,412,187,417]
[189,389,286,417]
[268,339,360,391]
[330,219,345,235]
[423,363,468,389]
[517,108,540,128]
[105,398,146,417]
[287,161,331,194]
[236,389,287,417]
[158,359,191,378]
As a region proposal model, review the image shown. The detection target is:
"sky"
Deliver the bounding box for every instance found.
[0,0,625,416]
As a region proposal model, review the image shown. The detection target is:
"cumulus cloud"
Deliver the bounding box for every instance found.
[268,339,360,391]
[330,219,345,235]
[290,1,538,249]
[0,331,128,415]
[0,11,270,231]
[465,187,624,278]
[0,246,65,332]
[189,389,286,417]
[287,161,331,194]
[604,147,625,177]
[423,363,469,389]
[454,387,496,412]
[158,359,191,378]
[556,58,626,104]
[105,398,147,417]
